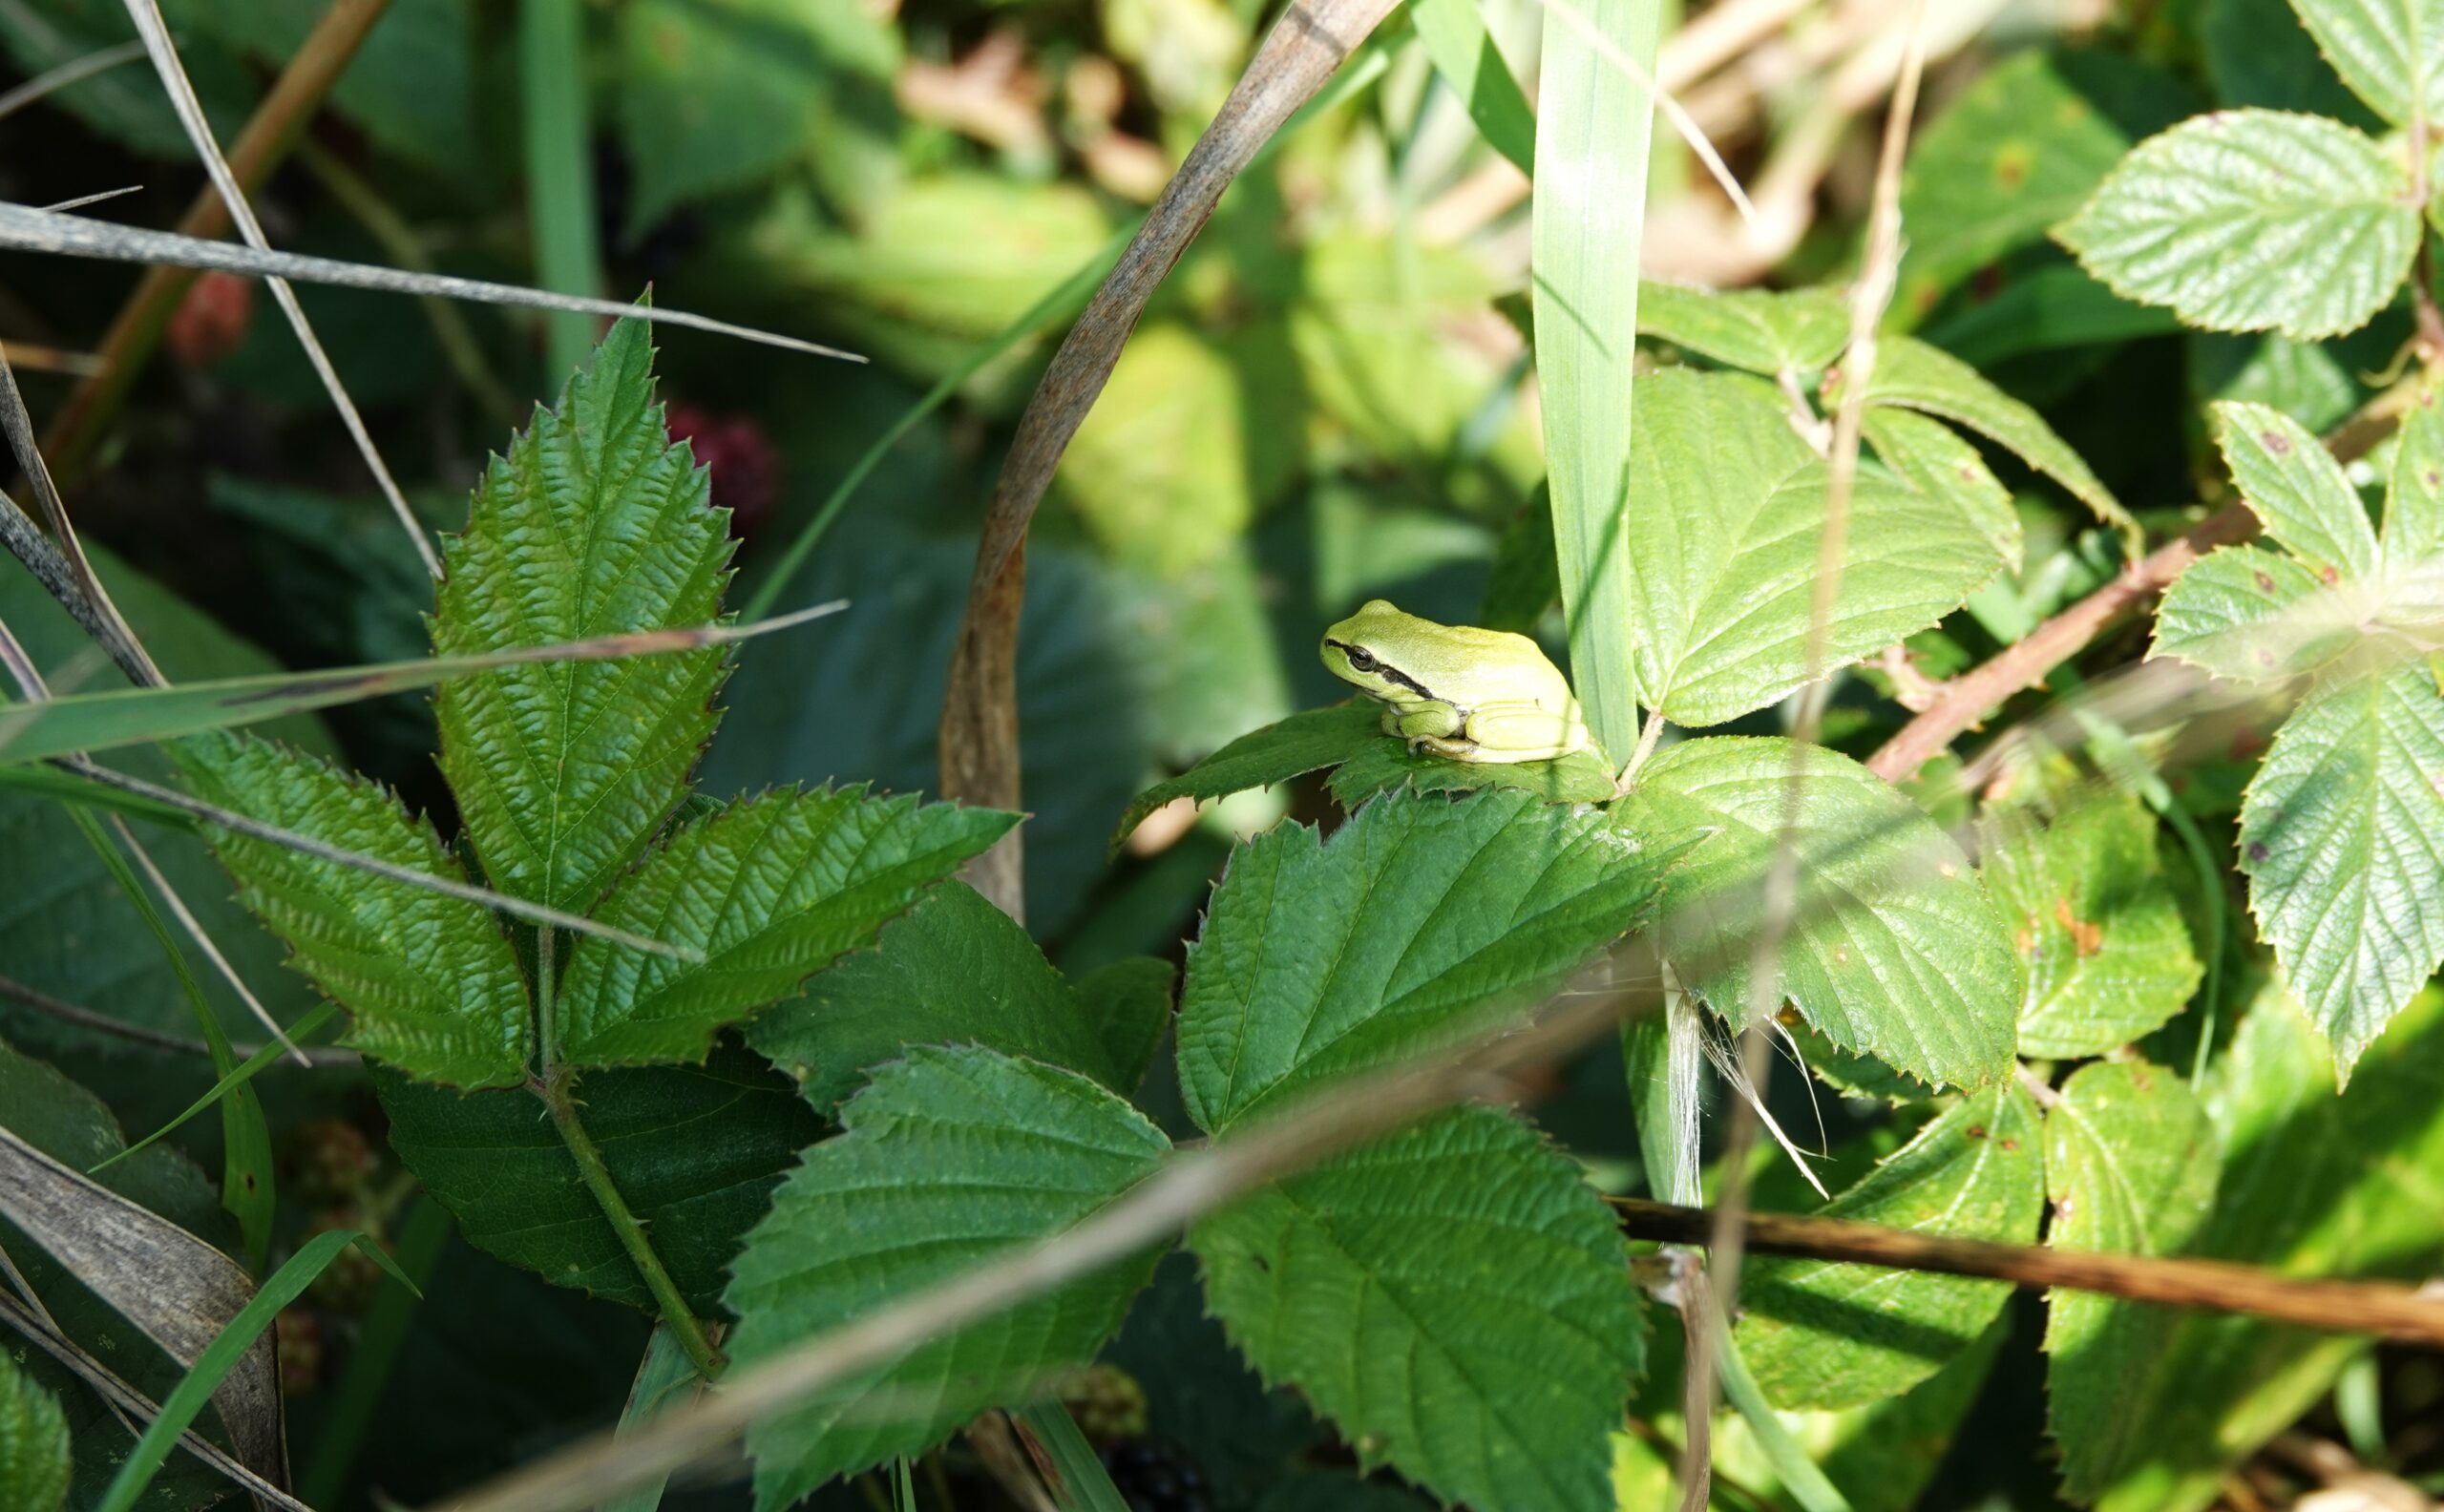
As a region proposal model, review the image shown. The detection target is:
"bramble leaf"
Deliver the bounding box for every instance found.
[748,882,1122,1111]
[1194,1106,1638,1512]
[1982,792,2202,1058]
[0,1299,72,1512]
[1861,335,2131,538]
[1736,1085,2045,1409]
[2151,544,2349,682]
[174,732,530,1088]
[433,313,734,915]
[1175,788,1679,1135]
[1624,369,2007,726]
[2239,660,2444,1073]
[2382,387,2444,561]
[554,787,1016,1067]
[2056,109,2418,340]
[2211,402,2380,578]
[2283,0,2444,127]
[726,1047,1169,1509]
[1622,737,2022,1089]
[2043,1060,2220,1503]
[1635,282,1849,373]
[1111,701,1379,849]
[1859,405,2022,571]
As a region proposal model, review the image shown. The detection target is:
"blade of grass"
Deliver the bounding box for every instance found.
[0,599,848,766]
[93,1226,421,1512]
[1412,0,1536,174]
[741,36,1392,623]
[119,0,442,577]
[0,971,352,1062]
[1713,1323,1855,1512]
[521,0,606,385]
[115,811,305,1062]
[3,202,861,361]
[1532,0,1658,768]
[62,805,277,1266]
[297,1195,452,1507]
[0,758,194,823]
[0,37,146,122]
[1015,1399,1130,1512]
[92,1003,343,1176]
[597,1322,711,1512]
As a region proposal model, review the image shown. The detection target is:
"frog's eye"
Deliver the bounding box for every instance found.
[1344,646,1379,672]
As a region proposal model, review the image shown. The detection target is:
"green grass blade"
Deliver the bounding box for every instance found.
[595,1320,706,1512]
[1715,1324,1854,1512]
[520,0,605,384]
[93,1227,420,1512]
[91,1002,342,1176]
[0,602,842,767]
[1016,1399,1131,1512]
[297,1196,453,1507]
[1413,0,1536,173]
[1532,0,1660,762]
[740,35,1395,623]
[64,808,275,1266]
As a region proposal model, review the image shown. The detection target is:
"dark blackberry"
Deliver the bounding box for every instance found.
[1096,1438,1211,1512]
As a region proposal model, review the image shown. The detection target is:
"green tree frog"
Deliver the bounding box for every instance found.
[1320,599,1593,764]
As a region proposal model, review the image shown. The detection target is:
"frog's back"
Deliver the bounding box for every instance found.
[1407,623,1575,708]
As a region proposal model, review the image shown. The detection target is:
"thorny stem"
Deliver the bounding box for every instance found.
[534,1091,726,1379]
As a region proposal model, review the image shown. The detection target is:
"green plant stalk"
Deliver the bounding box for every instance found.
[1714,1324,1854,1512]
[600,1322,707,1512]
[65,807,275,1267]
[520,0,604,386]
[297,1194,453,1506]
[537,1074,727,1377]
[1532,0,1659,765]
[1015,1399,1133,1512]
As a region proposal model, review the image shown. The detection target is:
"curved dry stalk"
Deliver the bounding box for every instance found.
[0,349,161,686]
[0,971,356,1064]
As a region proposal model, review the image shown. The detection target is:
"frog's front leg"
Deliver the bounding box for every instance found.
[1452,704,1591,764]
[1386,701,1465,749]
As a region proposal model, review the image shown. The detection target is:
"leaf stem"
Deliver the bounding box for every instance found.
[534,1067,727,1378]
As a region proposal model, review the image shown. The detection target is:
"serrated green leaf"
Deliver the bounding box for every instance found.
[1736,1086,2044,1409]
[0,1346,70,1512]
[1176,788,1678,1135]
[1635,282,1850,373]
[1862,336,2130,537]
[2152,544,2352,682]
[1624,737,2021,1089]
[2284,0,2444,126]
[173,732,530,1088]
[1322,741,1618,807]
[1112,703,1377,850]
[378,1044,821,1311]
[2240,660,2444,1073]
[553,787,1016,1067]
[2210,0,2387,126]
[1982,793,2202,1058]
[1193,1105,1639,1512]
[2212,401,2382,576]
[726,1046,1170,1509]
[1625,369,2008,726]
[2057,109,2418,340]
[2383,387,2444,560]
[1894,51,2187,317]
[1859,406,2023,571]
[2092,986,2444,1511]
[2042,1060,2220,1503]
[433,314,734,915]
[748,882,1122,1110]
[1077,956,1175,1094]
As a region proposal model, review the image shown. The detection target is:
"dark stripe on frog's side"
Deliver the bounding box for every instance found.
[1324,640,1443,703]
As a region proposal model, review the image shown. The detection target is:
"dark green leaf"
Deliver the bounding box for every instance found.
[1076,956,1175,1094]
[1863,336,2130,538]
[1194,1106,1639,1512]
[378,1044,823,1311]
[0,1346,70,1512]
[726,1046,1169,1506]
[1111,702,1379,850]
[748,882,1122,1111]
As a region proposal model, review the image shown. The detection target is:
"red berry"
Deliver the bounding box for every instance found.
[167,272,253,367]
[665,402,782,538]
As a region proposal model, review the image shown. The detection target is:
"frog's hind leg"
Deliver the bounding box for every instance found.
[1449,706,1589,765]
[1388,704,1464,744]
